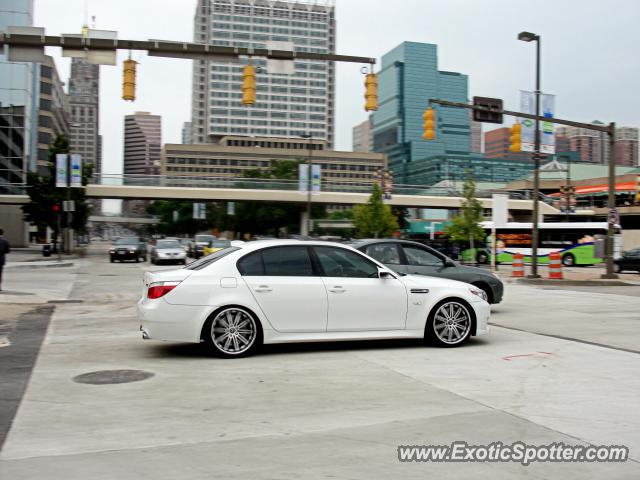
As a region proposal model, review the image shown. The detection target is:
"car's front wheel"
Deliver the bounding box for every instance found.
[203,307,262,358]
[425,299,473,347]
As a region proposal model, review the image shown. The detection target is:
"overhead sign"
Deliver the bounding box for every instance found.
[70,154,82,187]
[519,91,556,154]
[491,194,508,228]
[266,41,295,74]
[56,154,68,188]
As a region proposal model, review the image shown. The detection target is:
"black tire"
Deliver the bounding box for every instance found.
[471,282,493,304]
[562,253,575,267]
[135,257,140,263]
[181,260,187,266]
[476,251,489,264]
[202,306,262,358]
[425,298,474,348]
[150,258,156,265]
[109,256,114,263]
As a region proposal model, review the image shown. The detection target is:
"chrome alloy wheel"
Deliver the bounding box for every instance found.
[211,308,257,355]
[433,301,471,345]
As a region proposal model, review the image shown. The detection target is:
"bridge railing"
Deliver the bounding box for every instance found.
[89,173,548,201]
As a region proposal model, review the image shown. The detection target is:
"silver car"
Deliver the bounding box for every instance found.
[150,239,188,265]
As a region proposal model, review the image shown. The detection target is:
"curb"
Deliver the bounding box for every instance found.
[5,262,74,270]
[510,278,636,287]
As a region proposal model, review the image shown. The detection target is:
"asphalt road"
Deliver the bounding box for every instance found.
[0,244,638,479]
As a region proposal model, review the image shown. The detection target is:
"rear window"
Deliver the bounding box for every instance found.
[156,240,181,249]
[185,247,240,271]
[237,246,314,276]
[211,240,231,248]
[114,237,140,246]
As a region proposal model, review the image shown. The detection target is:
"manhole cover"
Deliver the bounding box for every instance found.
[73,369,154,385]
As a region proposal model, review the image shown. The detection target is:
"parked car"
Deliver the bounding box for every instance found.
[188,234,217,259]
[202,239,232,257]
[138,240,491,358]
[150,239,188,265]
[614,248,640,273]
[109,237,147,263]
[350,239,504,304]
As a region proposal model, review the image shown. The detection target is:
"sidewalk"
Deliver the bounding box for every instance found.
[492,263,640,286]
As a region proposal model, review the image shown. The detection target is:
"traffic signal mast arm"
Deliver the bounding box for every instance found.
[428,98,613,134]
[0,32,376,65]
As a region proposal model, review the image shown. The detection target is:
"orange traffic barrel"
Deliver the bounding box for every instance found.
[548,252,563,279]
[511,253,525,277]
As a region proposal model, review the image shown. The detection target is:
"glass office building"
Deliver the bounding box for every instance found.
[373,42,471,185]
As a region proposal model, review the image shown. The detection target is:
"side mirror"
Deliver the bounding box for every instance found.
[378,267,395,279]
[443,259,456,268]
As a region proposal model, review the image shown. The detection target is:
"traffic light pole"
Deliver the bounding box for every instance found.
[428,98,618,278]
[530,36,542,278]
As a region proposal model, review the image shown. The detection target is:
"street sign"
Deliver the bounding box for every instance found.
[472,96,503,124]
[62,200,75,212]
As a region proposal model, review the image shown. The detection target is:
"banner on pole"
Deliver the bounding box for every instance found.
[70,154,82,187]
[520,91,556,154]
[56,154,68,187]
[299,164,308,193]
[311,164,321,195]
[193,203,206,220]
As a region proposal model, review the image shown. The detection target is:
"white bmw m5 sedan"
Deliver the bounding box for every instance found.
[137,240,490,357]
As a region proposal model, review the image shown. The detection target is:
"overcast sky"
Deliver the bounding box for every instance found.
[34,0,640,179]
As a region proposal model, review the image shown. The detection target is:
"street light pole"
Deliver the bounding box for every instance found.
[518,31,541,278]
[601,122,619,279]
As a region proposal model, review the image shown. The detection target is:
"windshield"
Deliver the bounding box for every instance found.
[114,238,140,246]
[196,235,216,243]
[211,240,231,248]
[186,247,240,271]
[156,240,181,249]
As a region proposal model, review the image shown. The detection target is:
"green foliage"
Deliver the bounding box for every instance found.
[21,134,94,234]
[328,209,354,220]
[353,183,399,238]
[443,170,485,246]
[146,201,231,236]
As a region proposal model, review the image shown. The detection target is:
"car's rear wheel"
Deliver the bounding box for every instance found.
[425,299,473,347]
[203,307,261,358]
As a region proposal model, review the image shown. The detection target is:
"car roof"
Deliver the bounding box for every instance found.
[350,238,433,248]
[235,239,357,254]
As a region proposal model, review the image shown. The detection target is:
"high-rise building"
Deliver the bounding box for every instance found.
[0,0,35,192]
[484,127,531,161]
[68,58,101,174]
[372,42,471,184]
[35,55,70,175]
[352,116,373,153]
[615,127,639,167]
[182,121,193,144]
[469,110,482,154]
[191,0,336,146]
[123,111,161,175]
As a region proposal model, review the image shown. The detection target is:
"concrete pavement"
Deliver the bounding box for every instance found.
[0,246,638,478]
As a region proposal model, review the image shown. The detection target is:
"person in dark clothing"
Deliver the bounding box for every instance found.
[0,228,10,291]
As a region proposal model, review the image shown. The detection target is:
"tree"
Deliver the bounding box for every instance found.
[21,134,94,248]
[443,170,485,260]
[353,183,398,238]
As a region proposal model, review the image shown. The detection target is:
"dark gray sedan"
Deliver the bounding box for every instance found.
[351,239,504,304]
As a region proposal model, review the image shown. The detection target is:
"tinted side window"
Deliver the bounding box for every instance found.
[403,246,442,266]
[365,243,401,265]
[314,246,378,278]
[237,251,264,276]
[262,246,313,276]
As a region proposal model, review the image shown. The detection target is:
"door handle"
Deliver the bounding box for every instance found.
[254,285,272,293]
[328,286,346,293]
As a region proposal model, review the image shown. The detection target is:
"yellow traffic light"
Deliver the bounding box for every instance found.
[364,73,378,112]
[423,107,436,140]
[242,62,256,106]
[122,59,137,102]
[509,123,521,152]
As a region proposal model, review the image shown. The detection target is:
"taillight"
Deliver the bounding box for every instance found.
[147,281,180,299]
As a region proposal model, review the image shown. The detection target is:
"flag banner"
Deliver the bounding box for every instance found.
[70,154,82,187]
[56,154,68,188]
[311,164,321,195]
[541,94,556,154]
[519,91,535,152]
[299,164,309,193]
